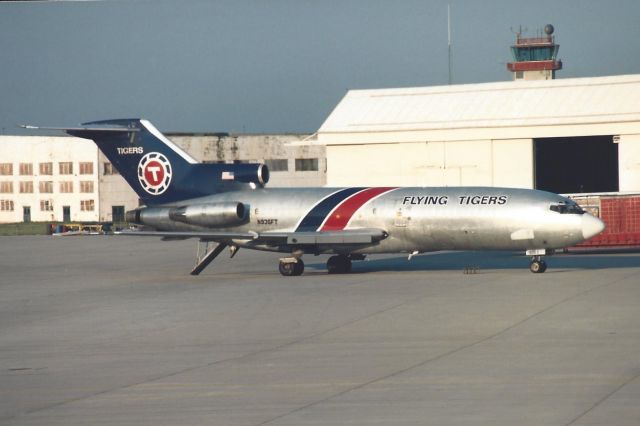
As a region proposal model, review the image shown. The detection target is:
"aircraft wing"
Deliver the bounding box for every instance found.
[116,230,259,240]
[116,228,388,245]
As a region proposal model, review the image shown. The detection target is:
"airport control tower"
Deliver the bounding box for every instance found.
[507,24,562,80]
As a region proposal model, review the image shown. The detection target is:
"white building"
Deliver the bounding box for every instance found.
[316,74,640,194]
[0,136,100,223]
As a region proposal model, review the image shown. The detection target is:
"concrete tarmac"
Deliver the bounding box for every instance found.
[1,236,640,425]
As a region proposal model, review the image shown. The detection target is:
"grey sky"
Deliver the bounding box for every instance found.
[1,0,639,134]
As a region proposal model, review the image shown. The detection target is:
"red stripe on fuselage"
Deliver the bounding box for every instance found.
[320,187,397,231]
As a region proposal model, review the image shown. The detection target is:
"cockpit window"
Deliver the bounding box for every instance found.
[549,202,585,214]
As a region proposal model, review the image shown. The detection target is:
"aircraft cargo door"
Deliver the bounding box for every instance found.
[534,135,618,194]
[394,204,411,227]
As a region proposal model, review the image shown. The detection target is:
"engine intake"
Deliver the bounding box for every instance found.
[169,202,247,227]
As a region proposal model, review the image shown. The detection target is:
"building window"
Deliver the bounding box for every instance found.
[39,181,53,193]
[19,181,34,193]
[103,162,119,175]
[0,163,13,176]
[0,181,13,193]
[264,159,288,172]
[39,162,53,175]
[80,199,95,211]
[79,162,94,175]
[295,158,319,172]
[80,181,94,193]
[40,199,54,211]
[0,200,14,211]
[19,163,33,176]
[59,162,73,175]
[59,181,74,193]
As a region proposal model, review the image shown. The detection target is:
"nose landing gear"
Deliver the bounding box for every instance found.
[526,249,553,274]
[529,257,547,273]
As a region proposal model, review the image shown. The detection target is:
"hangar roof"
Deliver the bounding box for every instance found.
[318,74,640,136]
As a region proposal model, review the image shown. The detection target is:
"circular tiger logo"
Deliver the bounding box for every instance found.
[137,152,172,195]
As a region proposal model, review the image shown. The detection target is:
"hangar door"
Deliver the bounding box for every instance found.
[534,136,618,194]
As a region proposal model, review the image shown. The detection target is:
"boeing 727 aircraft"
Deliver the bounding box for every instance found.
[26,119,605,276]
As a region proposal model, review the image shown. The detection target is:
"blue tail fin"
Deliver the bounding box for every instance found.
[66,119,268,206]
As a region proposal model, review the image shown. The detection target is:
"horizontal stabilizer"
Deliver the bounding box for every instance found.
[20,124,139,133]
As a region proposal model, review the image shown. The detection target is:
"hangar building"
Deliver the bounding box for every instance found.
[314,74,640,247]
[316,74,640,195]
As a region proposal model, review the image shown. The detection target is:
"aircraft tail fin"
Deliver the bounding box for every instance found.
[31,119,269,205]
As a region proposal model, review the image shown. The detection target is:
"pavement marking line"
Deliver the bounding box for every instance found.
[253,269,640,426]
[565,369,640,426]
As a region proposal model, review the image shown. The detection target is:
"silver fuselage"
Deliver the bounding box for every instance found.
[137,186,603,255]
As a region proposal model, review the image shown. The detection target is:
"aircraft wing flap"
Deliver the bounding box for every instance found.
[260,229,387,245]
[289,233,371,244]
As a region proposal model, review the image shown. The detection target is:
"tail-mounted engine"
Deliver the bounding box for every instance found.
[126,202,248,228]
[169,202,247,227]
[229,163,269,186]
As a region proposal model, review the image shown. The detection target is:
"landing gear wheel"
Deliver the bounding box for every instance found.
[327,255,352,274]
[279,259,304,276]
[530,260,547,274]
[293,259,305,275]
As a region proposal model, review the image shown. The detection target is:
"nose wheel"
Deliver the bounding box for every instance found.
[529,257,547,273]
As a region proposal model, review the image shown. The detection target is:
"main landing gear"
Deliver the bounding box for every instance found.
[326,255,352,274]
[278,254,361,276]
[279,257,305,276]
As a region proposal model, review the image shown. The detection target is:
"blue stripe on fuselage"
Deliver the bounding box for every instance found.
[295,187,365,232]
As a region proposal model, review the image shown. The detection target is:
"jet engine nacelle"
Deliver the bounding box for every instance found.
[226,163,270,186]
[169,202,247,227]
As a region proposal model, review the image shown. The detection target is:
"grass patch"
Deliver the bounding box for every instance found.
[0,222,51,236]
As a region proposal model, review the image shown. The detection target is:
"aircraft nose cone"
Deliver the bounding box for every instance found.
[582,214,605,240]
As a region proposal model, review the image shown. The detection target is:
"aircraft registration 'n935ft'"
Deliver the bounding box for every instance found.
[24,119,605,276]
